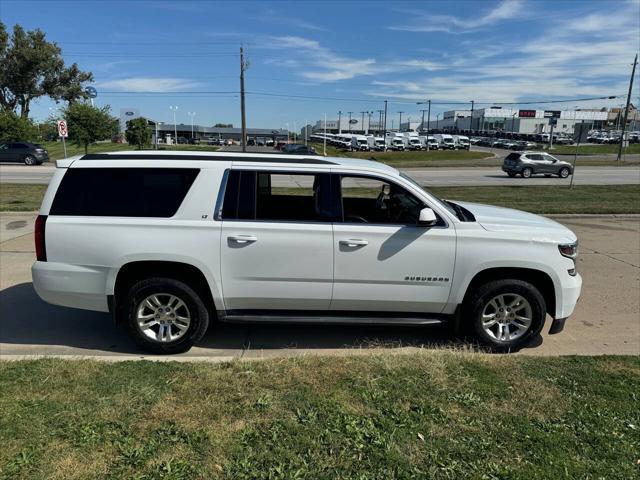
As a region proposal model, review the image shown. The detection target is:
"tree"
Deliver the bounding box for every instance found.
[0,22,93,118]
[214,123,233,128]
[62,103,116,154]
[0,110,38,143]
[125,117,151,150]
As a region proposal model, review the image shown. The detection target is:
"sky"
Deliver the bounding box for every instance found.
[1,0,639,129]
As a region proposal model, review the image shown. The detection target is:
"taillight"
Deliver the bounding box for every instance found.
[35,215,47,261]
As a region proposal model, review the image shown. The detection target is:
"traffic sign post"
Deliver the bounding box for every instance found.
[57,120,68,159]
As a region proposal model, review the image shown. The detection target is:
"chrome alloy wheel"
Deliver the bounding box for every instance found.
[136,293,191,342]
[481,294,533,342]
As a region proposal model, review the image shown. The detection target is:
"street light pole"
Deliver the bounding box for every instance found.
[155,121,163,149]
[169,106,178,145]
[187,112,195,140]
[397,111,404,131]
[383,100,388,150]
[338,110,342,134]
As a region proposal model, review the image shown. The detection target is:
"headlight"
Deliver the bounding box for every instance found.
[558,243,578,259]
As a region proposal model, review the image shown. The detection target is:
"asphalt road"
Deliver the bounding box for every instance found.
[1,213,638,359]
[2,163,639,186]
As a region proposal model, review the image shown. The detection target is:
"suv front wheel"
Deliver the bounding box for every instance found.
[467,279,546,352]
[125,277,210,354]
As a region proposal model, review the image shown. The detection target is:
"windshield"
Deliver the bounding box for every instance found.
[399,171,457,217]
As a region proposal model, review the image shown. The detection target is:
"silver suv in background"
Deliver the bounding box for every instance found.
[502,152,573,178]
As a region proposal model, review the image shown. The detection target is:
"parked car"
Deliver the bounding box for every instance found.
[0,142,49,165]
[281,144,317,155]
[502,152,573,178]
[177,137,188,144]
[32,151,581,354]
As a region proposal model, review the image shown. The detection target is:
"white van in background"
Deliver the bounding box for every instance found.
[434,134,455,150]
[453,135,470,150]
[350,135,370,151]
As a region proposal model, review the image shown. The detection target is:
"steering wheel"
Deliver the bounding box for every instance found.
[345,214,369,223]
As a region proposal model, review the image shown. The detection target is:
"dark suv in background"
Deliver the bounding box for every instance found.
[0,142,49,165]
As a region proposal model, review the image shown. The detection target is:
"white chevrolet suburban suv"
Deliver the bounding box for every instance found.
[32,151,581,354]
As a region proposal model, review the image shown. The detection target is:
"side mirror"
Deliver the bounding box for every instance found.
[418,207,437,226]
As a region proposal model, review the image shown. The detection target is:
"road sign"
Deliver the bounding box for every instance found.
[85,86,98,98]
[573,122,590,143]
[57,120,68,138]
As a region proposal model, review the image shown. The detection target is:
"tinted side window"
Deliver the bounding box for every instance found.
[221,170,334,222]
[51,168,199,217]
[340,176,424,225]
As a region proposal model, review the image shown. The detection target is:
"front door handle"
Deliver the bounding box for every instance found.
[229,234,257,244]
[339,238,368,247]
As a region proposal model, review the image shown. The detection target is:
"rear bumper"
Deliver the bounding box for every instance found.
[32,261,110,312]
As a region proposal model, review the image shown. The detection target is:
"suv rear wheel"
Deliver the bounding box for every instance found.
[125,277,209,354]
[467,279,546,352]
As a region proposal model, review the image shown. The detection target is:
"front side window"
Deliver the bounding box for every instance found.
[222,170,334,222]
[339,175,424,225]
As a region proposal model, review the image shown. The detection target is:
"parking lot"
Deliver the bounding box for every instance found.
[1,212,638,359]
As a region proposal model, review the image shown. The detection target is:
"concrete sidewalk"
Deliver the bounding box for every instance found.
[1,213,638,359]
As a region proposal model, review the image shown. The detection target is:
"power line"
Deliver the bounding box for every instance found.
[92,89,626,105]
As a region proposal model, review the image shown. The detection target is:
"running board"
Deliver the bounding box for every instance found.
[221,314,446,326]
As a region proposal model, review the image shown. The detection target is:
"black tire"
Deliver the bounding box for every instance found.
[507,172,516,178]
[558,167,570,178]
[24,155,36,166]
[466,279,546,352]
[521,167,533,178]
[125,277,210,354]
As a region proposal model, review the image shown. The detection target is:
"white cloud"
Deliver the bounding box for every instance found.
[389,0,525,33]
[97,77,203,92]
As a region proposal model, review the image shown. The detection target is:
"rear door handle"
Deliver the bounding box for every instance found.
[229,234,257,244]
[339,238,368,247]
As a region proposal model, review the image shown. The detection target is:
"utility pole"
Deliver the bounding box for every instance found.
[617,54,638,163]
[470,100,475,133]
[420,109,427,133]
[338,110,342,134]
[383,100,388,150]
[398,111,404,131]
[348,112,353,132]
[367,111,373,135]
[240,45,248,153]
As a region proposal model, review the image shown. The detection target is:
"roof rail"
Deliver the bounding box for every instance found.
[80,153,337,165]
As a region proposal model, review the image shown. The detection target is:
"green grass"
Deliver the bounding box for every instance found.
[0,184,47,211]
[41,141,219,161]
[549,143,640,155]
[2,184,639,214]
[429,184,640,214]
[0,355,638,479]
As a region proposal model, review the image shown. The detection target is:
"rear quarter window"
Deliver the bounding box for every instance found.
[50,168,199,217]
